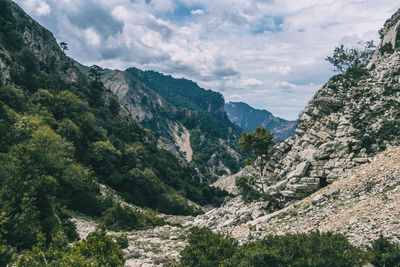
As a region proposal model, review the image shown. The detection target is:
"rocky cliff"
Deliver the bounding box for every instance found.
[0,0,87,88]
[256,10,400,201]
[225,101,296,141]
[101,68,243,182]
[189,146,400,246]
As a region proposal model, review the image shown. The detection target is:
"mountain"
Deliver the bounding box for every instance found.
[217,9,400,203]
[224,101,297,141]
[3,0,400,265]
[101,67,243,182]
[0,0,231,264]
[179,9,400,261]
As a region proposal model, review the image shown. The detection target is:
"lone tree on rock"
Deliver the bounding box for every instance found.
[325,41,375,73]
[237,127,275,176]
[59,42,68,52]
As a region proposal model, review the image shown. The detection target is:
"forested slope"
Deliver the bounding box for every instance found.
[0,0,228,264]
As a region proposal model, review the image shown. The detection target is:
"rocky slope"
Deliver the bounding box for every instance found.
[0,0,87,88]
[193,146,400,246]
[225,101,296,141]
[253,10,400,201]
[102,68,243,182]
[76,9,400,266]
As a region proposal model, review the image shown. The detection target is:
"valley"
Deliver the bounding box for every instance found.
[1,0,400,266]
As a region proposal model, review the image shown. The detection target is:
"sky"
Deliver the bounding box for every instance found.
[14,0,399,120]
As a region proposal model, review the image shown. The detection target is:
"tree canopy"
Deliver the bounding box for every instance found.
[237,127,275,176]
[325,41,375,73]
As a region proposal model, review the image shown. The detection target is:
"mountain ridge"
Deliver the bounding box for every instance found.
[225,101,297,141]
[101,66,243,182]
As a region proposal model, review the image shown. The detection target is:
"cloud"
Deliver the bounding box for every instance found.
[275,81,297,89]
[191,9,204,15]
[21,0,51,16]
[268,65,292,75]
[13,0,400,119]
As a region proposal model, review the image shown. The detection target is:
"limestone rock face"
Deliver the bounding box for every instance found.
[101,68,243,182]
[189,146,400,246]
[262,10,400,200]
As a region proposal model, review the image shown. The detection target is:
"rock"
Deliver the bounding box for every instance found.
[287,161,310,179]
[354,158,369,164]
[311,194,324,205]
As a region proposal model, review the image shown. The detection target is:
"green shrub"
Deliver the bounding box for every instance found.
[380,42,395,55]
[116,234,129,249]
[180,229,369,267]
[180,227,238,267]
[14,227,126,266]
[366,235,400,267]
[100,202,164,231]
[235,175,263,203]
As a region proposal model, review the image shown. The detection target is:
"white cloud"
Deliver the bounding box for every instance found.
[84,28,101,46]
[146,0,176,13]
[191,9,204,15]
[275,81,297,89]
[13,0,400,119]
[267,66,292,75]
[22,0,51,16]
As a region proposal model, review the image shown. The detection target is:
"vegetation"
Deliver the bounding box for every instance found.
[237,127,275,176]
[180,227,238,267]
[325,41,375,73]
[13,227,126,266]
[234,127,280,206]
[100,201,164,231]
[0,0,232,264]
[180,227,400,267]
[59,42,68,52]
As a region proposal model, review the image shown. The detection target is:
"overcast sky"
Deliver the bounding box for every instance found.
[15,0,399,120]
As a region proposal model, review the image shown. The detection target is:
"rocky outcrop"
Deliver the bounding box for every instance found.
[259,11,400,201]
[225,101,297,141]
[0,0,87,87]
[189,146,400,246]
[101,68,243,182]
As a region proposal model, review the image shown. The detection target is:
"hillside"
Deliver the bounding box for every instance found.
[244,10,400,202]
[2,0,400,265]
[102,67,243,182]
[0,0,231,264]
[225,101,296,141]
[191,146,400,244]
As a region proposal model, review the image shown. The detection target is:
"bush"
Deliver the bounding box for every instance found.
[180,229,369,267]
[14,227,126,266]
[235,175,263,203]
[380,42,395,55]
[180,227,238,267]
[100,202,164,231]
[366,235,400,266]
[116,234,129,249]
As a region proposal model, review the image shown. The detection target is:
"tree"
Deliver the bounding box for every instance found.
[59,42,68,52]
[88,65,104,82]
[237,127,275,176]
[325,41,375,73]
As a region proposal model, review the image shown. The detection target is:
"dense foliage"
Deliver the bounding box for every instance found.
[0,0,233,263]
[13,228,126,266]
[180,228,400,267]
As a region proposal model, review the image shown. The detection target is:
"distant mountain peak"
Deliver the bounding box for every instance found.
[225,101,296,141]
